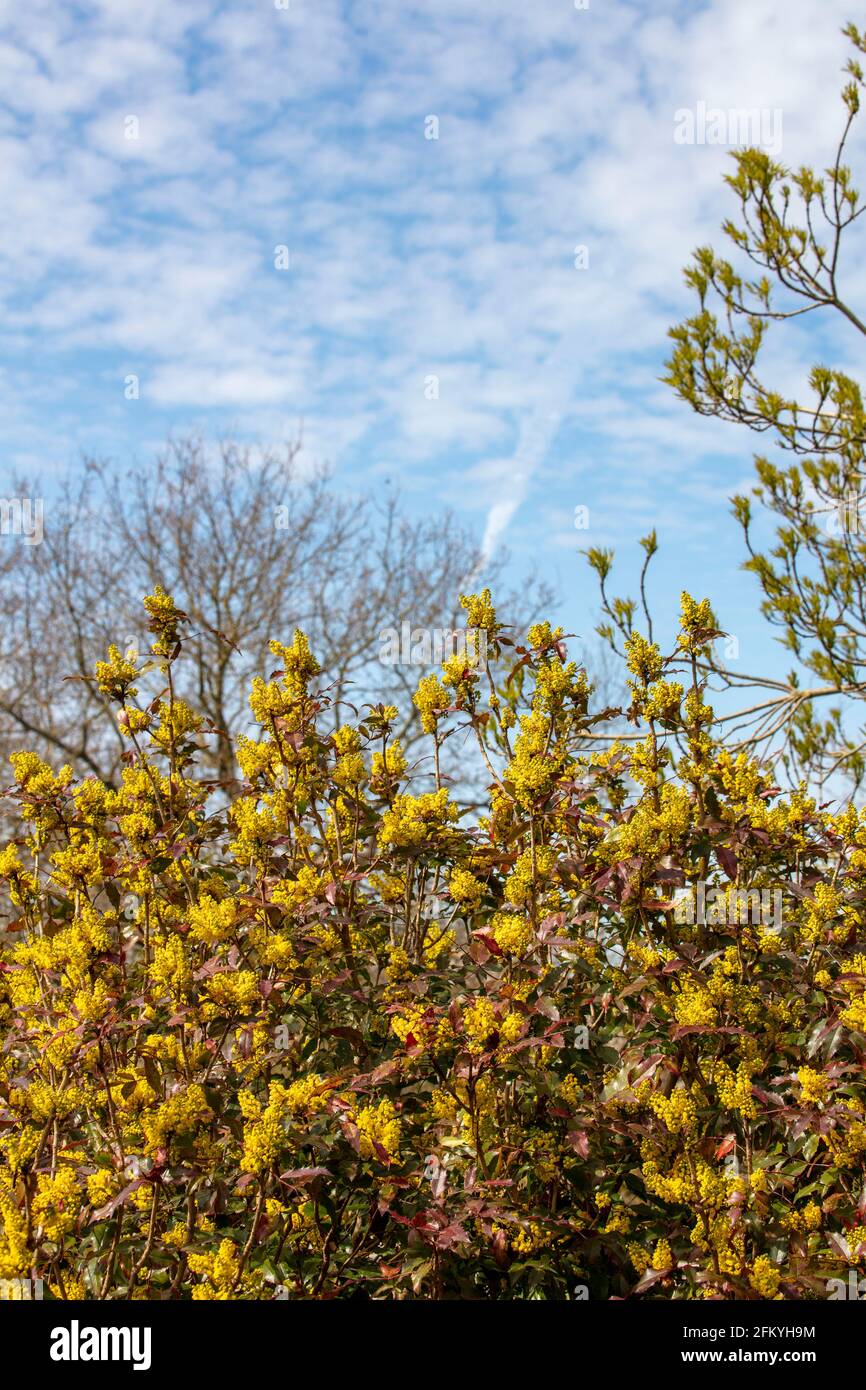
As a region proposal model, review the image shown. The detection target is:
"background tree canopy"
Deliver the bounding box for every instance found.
[591,22,866,799]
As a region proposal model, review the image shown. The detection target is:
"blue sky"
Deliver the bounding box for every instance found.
[1,0,864,678]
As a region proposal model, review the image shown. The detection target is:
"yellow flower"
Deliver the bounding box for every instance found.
[141,1085,213,1158]
[463,998,499,1054]
[94,645,139,699]
[651,1238,673,1271]
[678,592,716,655]
[370,740,407,784]
[460,588,497,636]
[33,1169,80,1242]
[140,586,187,661]
[188,895,237,944]
[797,1066,831,1106]
[86,1170,121,1209]
[748,1254,781,1298]
[490,911,534,957]
[413,674,450,734]
[188,1240,247,1299]
[448,867,484,907]
[627,1243,648,1276]
[625,632,663,685]
[648,1087,697,1135]
[357,1099,401,1161]
[378,790,458,850]
[149,935,194,1005]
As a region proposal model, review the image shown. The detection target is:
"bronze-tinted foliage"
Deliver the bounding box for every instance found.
[1,587,866,1300]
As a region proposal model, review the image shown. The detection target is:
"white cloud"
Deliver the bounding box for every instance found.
[0,0,860,653]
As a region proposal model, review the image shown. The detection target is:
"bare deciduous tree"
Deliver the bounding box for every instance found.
[0,435,561,790]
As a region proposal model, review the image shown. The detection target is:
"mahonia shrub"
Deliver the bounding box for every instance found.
[3,585,866,1300]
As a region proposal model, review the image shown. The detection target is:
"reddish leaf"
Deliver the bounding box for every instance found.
[567,1129,590,1158]
[279,1166,330,1184]
[91,1178,145,1221]
[716,846,739,881]
[633,1266,672,1294]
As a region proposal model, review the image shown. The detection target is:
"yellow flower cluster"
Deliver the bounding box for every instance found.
[378,790,458,850]
[748,1254,781,1298]
[356,1099,401,1161]
[95,645,139,699]
[449,866,485,907]
[652,1238,673,1270]
[648,1087,698,1135]
[141,1085,213,1159]
[413,674,450,734]
[797,1066,831,1106]
[3,583,866,1303]
[460,588,497,636]
[712,1058,759,1120]
[33,1169,80,1242]
[490,911,534,957]
[188,1239,261,1299]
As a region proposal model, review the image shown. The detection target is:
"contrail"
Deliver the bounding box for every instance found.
[464,402,563,591]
